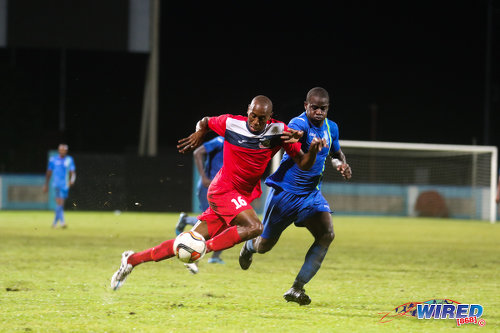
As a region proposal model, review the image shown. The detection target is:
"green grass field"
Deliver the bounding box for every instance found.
[1,211,499,332]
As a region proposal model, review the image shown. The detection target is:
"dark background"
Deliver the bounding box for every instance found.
[0,1,499,174]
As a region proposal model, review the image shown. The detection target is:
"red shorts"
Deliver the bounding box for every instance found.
[197,188,257,238]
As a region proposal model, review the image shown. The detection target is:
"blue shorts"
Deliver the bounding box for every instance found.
[54,187,69,199]
[261,187,333,240]
[197,182,209,212]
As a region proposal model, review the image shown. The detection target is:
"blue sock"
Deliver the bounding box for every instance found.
[295,243,329,288]
[185,216,198,226]
[245,239,256,253]
[52,211,58,225]
[56,205,64,224]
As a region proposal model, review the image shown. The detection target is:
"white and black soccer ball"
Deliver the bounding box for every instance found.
[173,231,207,263]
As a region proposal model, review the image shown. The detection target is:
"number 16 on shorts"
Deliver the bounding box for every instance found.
[231,196,248,209]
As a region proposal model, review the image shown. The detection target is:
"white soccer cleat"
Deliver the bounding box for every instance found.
[110,250,135,290]
[184,262,199,274]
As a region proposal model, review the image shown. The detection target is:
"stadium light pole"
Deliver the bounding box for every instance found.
[139,0,160,157]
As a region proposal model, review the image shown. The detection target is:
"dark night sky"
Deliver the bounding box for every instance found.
[0,1,499,172]
[161,1,498,145]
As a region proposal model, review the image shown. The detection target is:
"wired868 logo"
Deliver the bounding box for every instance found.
[379,299,486,327]
[418,301,484,327]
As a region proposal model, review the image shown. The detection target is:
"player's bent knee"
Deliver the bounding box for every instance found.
[248,223,263,239]
[318,231,335,246]
[235,211,264,240]
[241,220,263,240]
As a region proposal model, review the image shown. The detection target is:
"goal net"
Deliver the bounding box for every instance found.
[271,140,498,223]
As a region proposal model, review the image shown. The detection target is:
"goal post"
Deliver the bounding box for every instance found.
[271,140,498,223]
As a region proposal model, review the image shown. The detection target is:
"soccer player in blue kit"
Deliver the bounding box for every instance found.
[239,87,352,305]
[176,135,226,264]
[43,143,76,228]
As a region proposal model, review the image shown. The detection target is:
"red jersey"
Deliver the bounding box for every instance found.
[208,114,302,199]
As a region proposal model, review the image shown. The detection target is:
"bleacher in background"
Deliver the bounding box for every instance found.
[0,149,193,213]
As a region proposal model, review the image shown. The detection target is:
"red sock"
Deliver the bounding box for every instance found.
[128,239,175,266]
[206,226,242,252]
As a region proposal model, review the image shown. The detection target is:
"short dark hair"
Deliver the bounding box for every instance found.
[306,87,329,103]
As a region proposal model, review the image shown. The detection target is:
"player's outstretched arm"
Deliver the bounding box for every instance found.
[177,117,211,154]
[69,171,76,186]
[193,145,211,187]
[281,128,304,143]
[43,170,52,193]
[291,137,327,171]
[331,149,352,180]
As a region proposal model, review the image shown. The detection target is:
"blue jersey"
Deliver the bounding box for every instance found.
[197,136,224,211]
[48,155,76,190]
[203,136,224,179]
[265,112,340,195]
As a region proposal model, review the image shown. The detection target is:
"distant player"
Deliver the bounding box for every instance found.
[111,95,327,290]
[239,87,352,305]
[43,143,76,229]
[176,135,226,265]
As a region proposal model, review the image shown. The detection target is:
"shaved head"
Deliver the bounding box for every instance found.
[247,95,273,133]
[249,95,273,115]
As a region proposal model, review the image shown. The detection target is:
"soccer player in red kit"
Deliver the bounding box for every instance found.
[111,95,327,290]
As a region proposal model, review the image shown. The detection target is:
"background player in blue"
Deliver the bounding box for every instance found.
[43,143,76,228]
[175,135,225,264]
[239,87,352,305]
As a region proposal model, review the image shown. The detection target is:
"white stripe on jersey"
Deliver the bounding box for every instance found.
[226,117,284,138]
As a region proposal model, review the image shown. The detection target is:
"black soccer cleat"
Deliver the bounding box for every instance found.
[238,242,254,270]
[283,287,312,305]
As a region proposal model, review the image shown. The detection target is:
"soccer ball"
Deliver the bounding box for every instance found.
[173,231,207,263]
